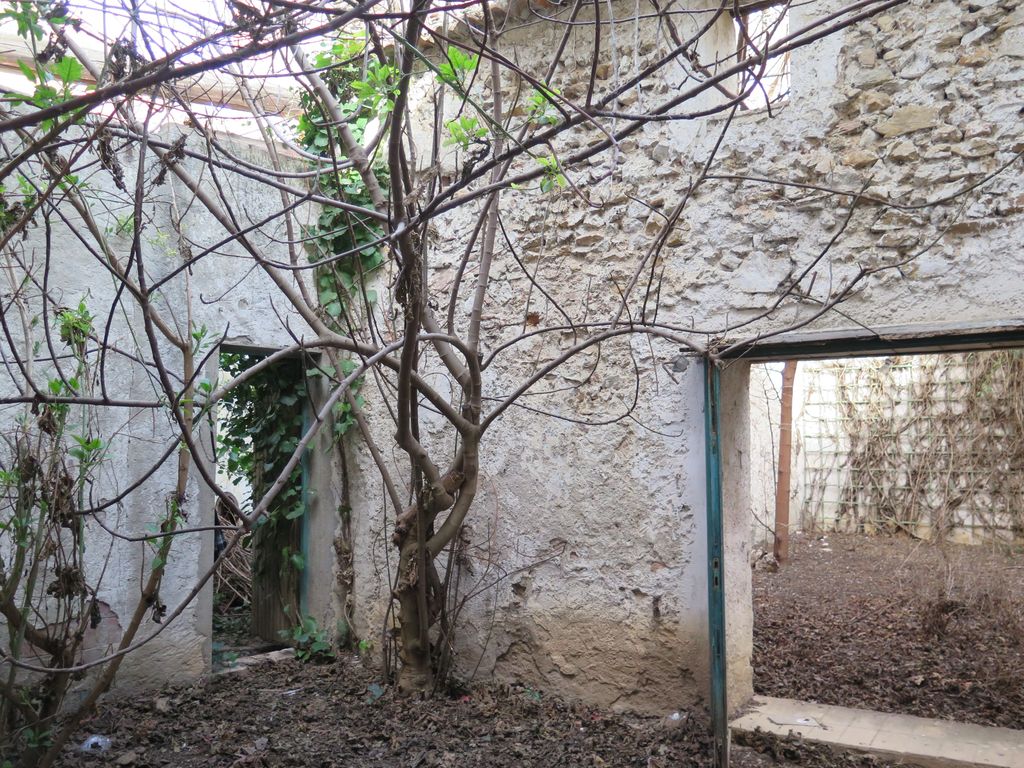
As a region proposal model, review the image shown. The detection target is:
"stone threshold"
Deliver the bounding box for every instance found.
[214,647,295,675]
[730,696,1024,768]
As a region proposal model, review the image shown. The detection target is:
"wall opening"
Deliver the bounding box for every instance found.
[733,2,791,109]
[744,348,1024,732]
[212,350,310,667]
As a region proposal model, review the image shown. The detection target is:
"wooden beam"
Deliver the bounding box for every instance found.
[0,32,299,116]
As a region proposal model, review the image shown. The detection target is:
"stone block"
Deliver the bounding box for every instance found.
[857,48,878,67]
[961,24,993,46]
[650,144,673,163]
[877,231,920,248]
[852,63,895,88]
[841,149,878,168]
[834,118,864,135]
[888,140,919,162]
[958,46,994,66]
[932,123,963,142]
[860,91,892,112]
[875,105,941,136]
[998,26,1024,57]
[898,53,931,79]
[936,31,965,50]
[951,138,999,157]
[997,6,1024,30]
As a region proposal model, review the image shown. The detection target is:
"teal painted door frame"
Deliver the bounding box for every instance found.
[704,359,729,767]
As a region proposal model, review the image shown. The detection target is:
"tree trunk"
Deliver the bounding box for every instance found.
[773,360,798,564]
[396,535,432,693]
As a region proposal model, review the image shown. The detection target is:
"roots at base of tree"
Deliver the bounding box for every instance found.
[397,656,433,694]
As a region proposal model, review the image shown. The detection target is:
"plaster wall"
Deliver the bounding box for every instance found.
[0,132,337,695]
[748,364,784,551]
[342,0,1024,715]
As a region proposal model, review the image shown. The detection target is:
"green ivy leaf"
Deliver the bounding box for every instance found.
[52,56,83,86]
[17,60,36,83]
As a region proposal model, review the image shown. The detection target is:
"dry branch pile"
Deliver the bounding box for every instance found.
[215,498,252,610]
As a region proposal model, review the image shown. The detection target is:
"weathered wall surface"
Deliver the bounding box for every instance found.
[9,0,1022,718]
[749,364,784,551]
[0,132,330,695]
[346,0,1024,715]
[792,352,1024,541]
[348,352,714,711]
[691,0,1023,338]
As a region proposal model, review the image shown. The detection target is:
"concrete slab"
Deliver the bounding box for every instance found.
[730,696,1024,768]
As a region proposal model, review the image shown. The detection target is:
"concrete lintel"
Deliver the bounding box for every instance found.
[717,319,1024,362]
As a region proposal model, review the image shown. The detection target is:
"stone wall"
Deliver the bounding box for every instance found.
[344,0,1024,714]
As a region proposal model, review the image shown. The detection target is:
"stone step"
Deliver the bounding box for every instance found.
[730,696,1024,768]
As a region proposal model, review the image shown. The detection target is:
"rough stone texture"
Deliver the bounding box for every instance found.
[875,105,941,136]
[344,0,1024,715]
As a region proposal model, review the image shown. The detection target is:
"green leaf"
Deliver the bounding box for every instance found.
[52,56,83,86]
[17,60,36,83]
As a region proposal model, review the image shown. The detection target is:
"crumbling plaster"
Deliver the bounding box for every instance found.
[346,0,1024,714]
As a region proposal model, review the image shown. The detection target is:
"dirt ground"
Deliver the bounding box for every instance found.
[753,532,1024,729]
[60,654,913,768]
[58,532,1004,767]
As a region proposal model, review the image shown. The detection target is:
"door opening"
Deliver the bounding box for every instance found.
[212,350,310,667]
[745,349,1024,734]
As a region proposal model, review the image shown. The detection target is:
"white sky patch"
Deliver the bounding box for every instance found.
[0,0,305,140]
[67,0,230,60]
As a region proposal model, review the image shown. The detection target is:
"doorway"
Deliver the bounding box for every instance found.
[739,346,1024,731]
[212,350,310,667]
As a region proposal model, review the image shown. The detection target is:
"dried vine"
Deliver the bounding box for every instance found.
[801,351,1024,541]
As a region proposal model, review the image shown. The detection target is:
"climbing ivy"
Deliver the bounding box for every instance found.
[218,352,307,524]
[296,34,395,320]
[2,1,85,133]
[291,33,399,445]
